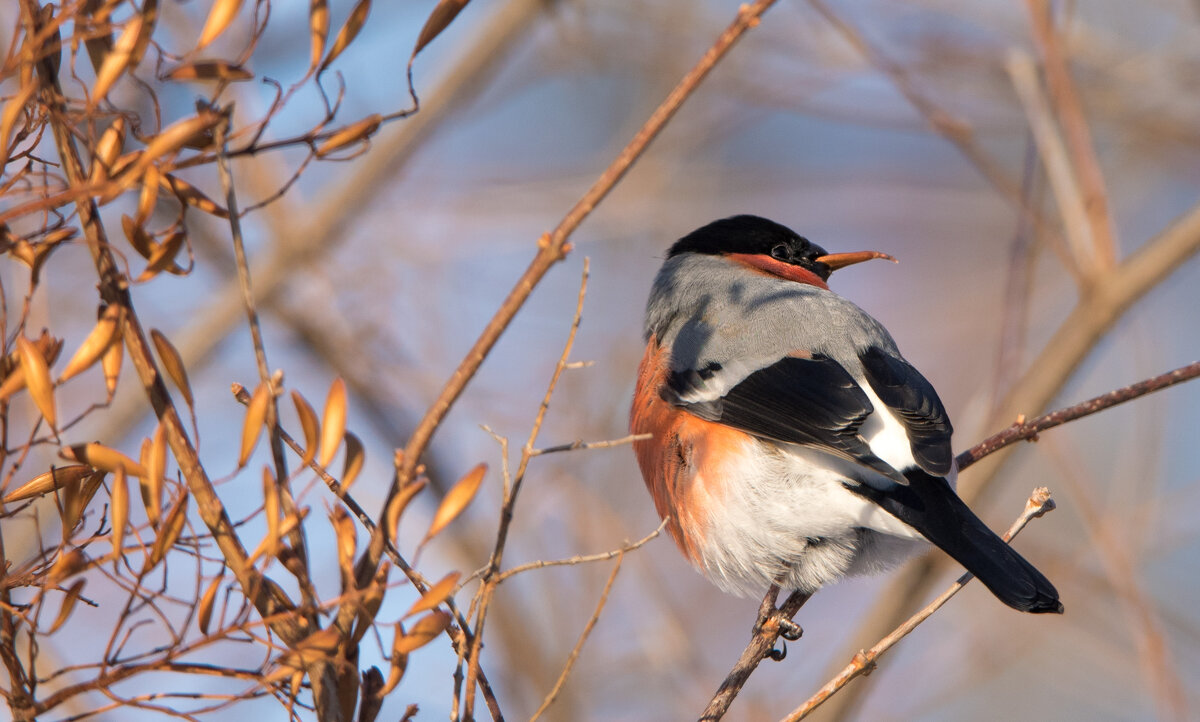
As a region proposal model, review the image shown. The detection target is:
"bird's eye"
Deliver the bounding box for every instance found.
[770,244,790,261]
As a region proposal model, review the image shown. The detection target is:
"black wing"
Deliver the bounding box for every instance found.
[667,354,907,485]
[858,346,954,476]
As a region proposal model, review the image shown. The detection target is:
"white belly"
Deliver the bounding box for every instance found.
[690,438,929,597]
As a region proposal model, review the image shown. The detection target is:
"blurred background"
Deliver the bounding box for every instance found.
[4,0,1200,720]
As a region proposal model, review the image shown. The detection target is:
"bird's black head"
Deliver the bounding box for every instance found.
[667,215,835,281]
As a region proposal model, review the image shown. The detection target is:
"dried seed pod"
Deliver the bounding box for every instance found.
[315,114,381,157]
[17,336,57,428]
[48,579,86,634]
[92,16,144,105]
[392,610,450,655]
[291,390,320,467]
[198,570,223,634]
[341,432,364,492]
[150,329,193,410]
[62,442,147,479]
[58,305,123,383]
[403,571,460,619]
[145,492,189,572]
[163,60,253,82]
[319,0,371,73]
[109,467,128,570]
[239,384,271,467]
[2,465,92,504]
[318,378,346,468]
[422,463,486,545]
[197,0,244,49]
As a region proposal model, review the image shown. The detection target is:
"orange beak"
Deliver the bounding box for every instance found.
[814,250,897,271]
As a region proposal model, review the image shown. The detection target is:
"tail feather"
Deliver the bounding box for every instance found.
[850,470,1063,614]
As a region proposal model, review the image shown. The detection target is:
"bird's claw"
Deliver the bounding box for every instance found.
[777,618,803,641]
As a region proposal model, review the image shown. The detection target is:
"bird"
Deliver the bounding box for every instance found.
[630,215,1062,614]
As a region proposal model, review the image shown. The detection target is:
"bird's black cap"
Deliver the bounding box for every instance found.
[667,215,834,281]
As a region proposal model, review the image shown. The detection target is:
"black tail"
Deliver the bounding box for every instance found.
[850,470,1063,614]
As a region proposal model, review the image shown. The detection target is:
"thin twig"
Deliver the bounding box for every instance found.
[957,360,1200,471]
[212,109,318,621]
[494,519,665,584]
[780,488,1057,722]
[699,588,811,721]
[528,552,624,722]
[462,259,591,719]
[529,433,652,456]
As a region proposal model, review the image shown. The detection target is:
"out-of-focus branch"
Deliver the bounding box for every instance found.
[804,0,1080,281]
[1007,50,1097,280]
[1024,0,1118,271]
[1044,439,1187,722]
[781,489,1057,722]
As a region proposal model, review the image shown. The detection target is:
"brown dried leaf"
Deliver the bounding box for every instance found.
[352,562,389,644]
[134,231,187,281]
[393,610,451,655]
[319,378,346,468]
[309,0,329,74]
[161,173,228,217]
[315,114,381,157]
[262,467,280,556]
[126,113,220,185]
[58,305,123,383]
[136,164,160,224]
[413,0,471,59]
[92,15,143,106]
[239,384,271,467]
[2,466,92,504]
[380,624,408,696]
[423,463,486,544]
[110,467,128,569]
[197,0,244,50]
[143,424,167,525]
[101,335,123,398]
[121,214,155,258]
[90,118,127,182]
[46,548,88,587]
[403,571,460,619]
[49,579,86,634]
[0,331,61,401]
[164,60,254,82]
[63,443,148,478]
[291,390,320,467]
[145,492,189,572]
[385,478,427,540]
[341,432,364,492]
[198,570,223,634]
[150,329,194,410]
[319,0,371,73]
[79,0,115,71]
[64,469,105,532]
[131,0,159,65]
[17,335,57,428]
[330,506,356,588]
